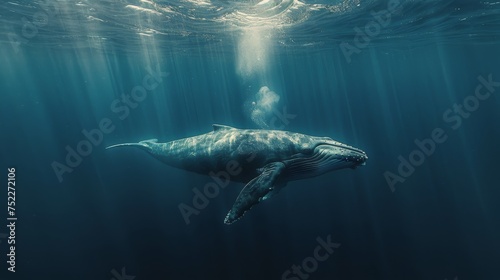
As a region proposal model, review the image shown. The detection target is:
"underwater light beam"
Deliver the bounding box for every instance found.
[236,26,273,78]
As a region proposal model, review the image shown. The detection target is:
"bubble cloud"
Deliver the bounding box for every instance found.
[250,86,280,128]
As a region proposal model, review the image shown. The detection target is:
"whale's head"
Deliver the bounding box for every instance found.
[285,137,367,179]
[312,138,368,171]
[314,138,368,171]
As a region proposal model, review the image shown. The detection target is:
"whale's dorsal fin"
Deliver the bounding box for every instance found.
[224,162,286,224]
[213,124,235,131]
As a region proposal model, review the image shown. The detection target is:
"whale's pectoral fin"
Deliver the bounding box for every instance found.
[262,182,286,201]
[224,162,285,225]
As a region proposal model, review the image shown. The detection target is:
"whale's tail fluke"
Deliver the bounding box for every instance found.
[106,139,158,151]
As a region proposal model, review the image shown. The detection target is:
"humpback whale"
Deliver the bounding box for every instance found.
[106,124,368,224]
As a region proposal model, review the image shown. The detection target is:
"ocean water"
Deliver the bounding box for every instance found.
[1,0,500,279]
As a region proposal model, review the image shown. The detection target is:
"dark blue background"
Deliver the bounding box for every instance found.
[0,40,499,280]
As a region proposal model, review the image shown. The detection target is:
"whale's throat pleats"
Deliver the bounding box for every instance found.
[283,152,343,179]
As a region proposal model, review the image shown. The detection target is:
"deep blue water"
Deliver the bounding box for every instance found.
[1,0,500,279]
